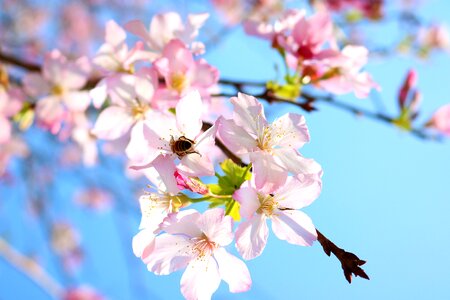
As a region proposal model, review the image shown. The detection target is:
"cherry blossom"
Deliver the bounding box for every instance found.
[141,208,251,300]
[125,12,209,55]
[132,155,187,258]
[218,92,321,190]
[128,90,217,177]
[234,174,321,260]
[426,104,450,136]
[22,49,91,134]
[153,39,219,108]
[92,68,158,142]
[90,20,156,108]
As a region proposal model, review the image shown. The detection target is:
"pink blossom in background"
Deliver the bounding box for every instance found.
[427,104,450,136]
[417,23,450,52]
[92,68,158,143]
[90,20,156,108]
[141,208,251,300]
[218,93,321,191]
[234,174,321,260]
[22,50,91,134]
[63,286,104,300]
[125,12,209,55]
[153,39,219,108]
[311,45,380,98]
[0,86,24,144]
[75,188,113,212]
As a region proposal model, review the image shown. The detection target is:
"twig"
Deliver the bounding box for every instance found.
[316,230,369,283]
[0,237,64,298]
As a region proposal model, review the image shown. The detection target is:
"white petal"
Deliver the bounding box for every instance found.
[250,151,287,192]
[181,257,221,300]
[235,215,269,260]
[272,210,317,246]
[214,247,252,293]
[143,234,193,275]
[217,117,257,154]
[176,90,203,138]
[275,148,322,175]
[92,106,134,140]
[233,185,260,219]
[275,175,322,209]
[178,153,214,177]
[132,228,155,258]
[231,93,268,137]
[197,208,233,246]
[271,113,310,148]
[161,209,202,237]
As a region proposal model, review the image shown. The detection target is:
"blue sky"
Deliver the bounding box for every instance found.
[1,1,450,299]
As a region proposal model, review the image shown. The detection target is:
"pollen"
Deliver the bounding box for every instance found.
[131,102,149,120]
[257,193,278,216]
[51,85,64,96]
[169,72,188,95]
[191,233,218,258]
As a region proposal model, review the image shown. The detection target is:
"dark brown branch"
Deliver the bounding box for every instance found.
[316,230,369,283]
[0,51,41,72]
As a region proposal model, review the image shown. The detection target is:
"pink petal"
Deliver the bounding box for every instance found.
[23,73,51,97]
[92,106,134,140]
[124,20,152,47]
[191,59,219,88]
[149,12,183,51]
[235,215,269,260]
[217,117,257,154]
[275,175,322,209]
[161,209,202,237]
[62,91,91,112]
[176,90,202,138]
[0,116,11,144]
[197,208,233,246]
[90,79,108,109]
[132,228,155,258]
[231,93,268,137]
[125,121,162,165]
[271,113,310,148]
[250,151,287,192]
[214,247,252,293]
[181,257,221,300]
[178,152,214,177]
[275,148,322,175]
[272,210,317,246]
[143,234,193,275]
[105,20,127,49]
[151,155,180,194]
[233,185,260,219]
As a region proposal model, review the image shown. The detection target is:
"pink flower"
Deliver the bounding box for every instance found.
[132,156,184,259]
[218,93,321,190]
[23,50,91,134]
[91,20,156,108]
[141,208,251,300]
[417,23,450,52]
[153,39,219,108]
[310,45,379,98]
[244,9,305,44]
[0,86,24,144]
[128,90,217,177]
[63,286,104,300]
[125,12,209,55]
[426,104,450,136]
[234,174,321,260]
[92,68,158,141]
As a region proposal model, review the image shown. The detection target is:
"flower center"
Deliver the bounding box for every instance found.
[51,85,65,96]
[256,126,273,151]
[192,234,218,258]
[169,72,188,95]
[131,102,149,120]
[257,193,277,216]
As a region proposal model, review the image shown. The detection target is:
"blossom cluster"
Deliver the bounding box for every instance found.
[0,4,450,299]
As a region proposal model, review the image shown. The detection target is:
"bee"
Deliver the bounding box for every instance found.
[170,136,199,158]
